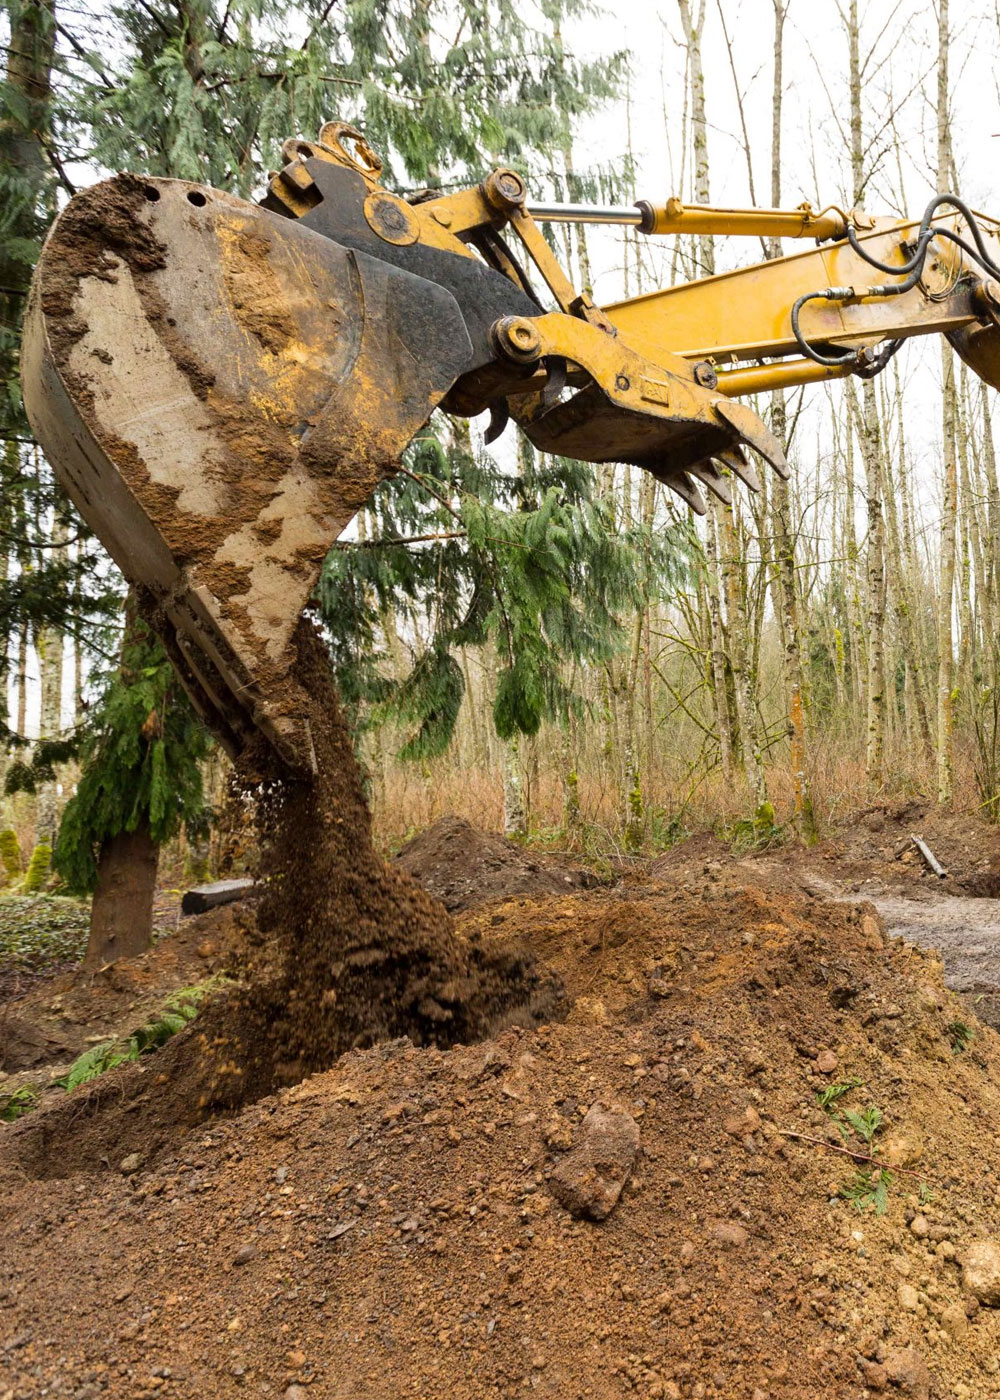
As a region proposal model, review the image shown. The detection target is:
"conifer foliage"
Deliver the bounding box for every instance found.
[319,434,694,758]
[53,611,210,897]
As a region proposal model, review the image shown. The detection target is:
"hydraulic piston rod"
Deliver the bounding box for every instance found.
[525,202,644,227]
[526,198,848,242]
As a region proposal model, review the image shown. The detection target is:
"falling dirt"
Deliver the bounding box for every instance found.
[2,623,560,1180]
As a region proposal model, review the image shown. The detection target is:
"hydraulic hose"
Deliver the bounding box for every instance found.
[792,192,1000,377]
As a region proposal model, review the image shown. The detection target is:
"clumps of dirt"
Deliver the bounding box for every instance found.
[3,624,561,1178]
[395,813,599,911]
[37,172,167,381]
[6,870,1000,1398]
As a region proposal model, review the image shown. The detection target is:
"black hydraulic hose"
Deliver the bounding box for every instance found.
[791,262,925,366]
[847,192,1000,282]
[792,191,1000,374]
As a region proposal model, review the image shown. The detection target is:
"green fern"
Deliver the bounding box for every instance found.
[0,1084,38,1121]
[56,981,218,1091]
[57,1041,135,1091]
[840,1167,893,1215]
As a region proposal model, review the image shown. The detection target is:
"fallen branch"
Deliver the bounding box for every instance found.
[910,833,948,879]
[778,1130,926,1179]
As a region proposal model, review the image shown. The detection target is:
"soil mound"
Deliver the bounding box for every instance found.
[0,901,244,1072]
[5,870,1000,1398]
[3,624,560,1177]
[395,813,598,911]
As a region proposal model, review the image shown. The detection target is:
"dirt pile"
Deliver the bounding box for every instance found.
[5,868,1000,1397]
[2,625,559,1177]
[395,812,599,910]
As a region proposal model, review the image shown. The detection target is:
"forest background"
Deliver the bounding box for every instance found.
[0,0,994,904]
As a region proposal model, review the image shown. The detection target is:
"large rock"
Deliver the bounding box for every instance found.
[883,1347,930,1400]
[962,1239,1000,1305]
[548,1103,639,1221]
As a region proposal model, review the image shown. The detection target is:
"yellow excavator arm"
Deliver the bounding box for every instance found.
[21,121,1000,769]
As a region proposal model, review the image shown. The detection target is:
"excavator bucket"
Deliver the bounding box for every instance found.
[22,174,477,769]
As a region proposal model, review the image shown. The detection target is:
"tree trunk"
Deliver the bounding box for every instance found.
[936,0,957,806]
[501,737,526,839]
[703,503,735,780]
[83,820,159,971]
[35,518,67,840]
[766,0,816,840]
[676,0,713,276]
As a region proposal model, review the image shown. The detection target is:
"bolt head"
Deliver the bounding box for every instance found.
[494,316,541,363]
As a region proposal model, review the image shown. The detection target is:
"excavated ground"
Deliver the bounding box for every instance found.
[5,837,1000,1397]
[6,770,1000,1398]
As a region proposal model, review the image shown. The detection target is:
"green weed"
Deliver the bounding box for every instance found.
[0,1084,38,1121]
[817,1080,892,1215]
[839,1167,893,1216]
[946,1020,974,1054]
[816,1078,863,1111]
[0,893,90,972]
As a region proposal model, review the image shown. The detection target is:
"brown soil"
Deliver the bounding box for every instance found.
[395,813,600,910]
[6,863,1000,1398]
[1,624,559,1180]
[0,899,244,1079]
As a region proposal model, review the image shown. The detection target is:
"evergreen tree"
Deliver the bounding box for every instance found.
[54,608,210,969]
[0,0,120,775]
[319,434,694,761]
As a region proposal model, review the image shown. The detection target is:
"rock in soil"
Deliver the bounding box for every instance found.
[962,1239,1000,1305]
[547,1102,639,1220]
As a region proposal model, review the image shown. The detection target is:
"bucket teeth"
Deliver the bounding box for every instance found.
[659,471,707,515]
[484,398,510,445]
[715,399,791,480]
[688,460,732,506]
[712,447,761,494]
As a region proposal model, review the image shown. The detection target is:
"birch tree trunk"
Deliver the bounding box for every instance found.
[766,0,817,839]
[843,0,887,791]
[502,737,526,840]
[35,517,67,841]
[936,0,958,806]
